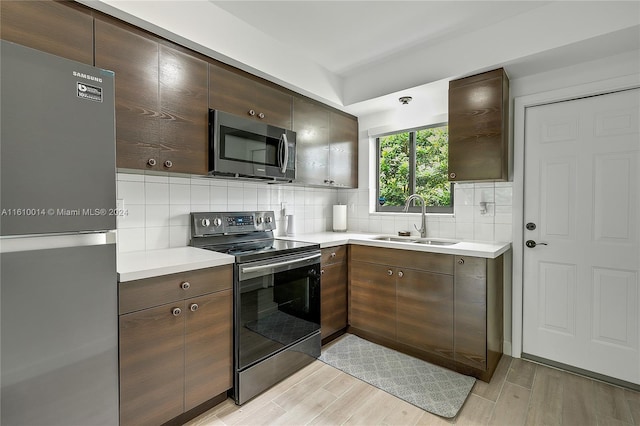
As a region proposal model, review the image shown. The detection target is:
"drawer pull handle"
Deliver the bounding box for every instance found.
[458,259,465,265]
[258,112,265,119]
[248,109,256,116]
[172,307,181,316]
[387,269,393,276]
[397,271,404,278]
[181,282,190,290]
[190,303,199,312]
[164,160,173,168]
[147,158,157,167]
[330,252,336,258]
[320,269,325,275]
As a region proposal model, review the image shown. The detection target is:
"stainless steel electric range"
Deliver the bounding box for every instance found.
[190,211,321,405]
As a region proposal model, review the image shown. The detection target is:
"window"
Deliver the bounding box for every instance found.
[376,124,453,213]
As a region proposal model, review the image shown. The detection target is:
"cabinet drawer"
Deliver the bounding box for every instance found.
[321,245,347,265]
[119,265,232,314]
[350,245,453,275]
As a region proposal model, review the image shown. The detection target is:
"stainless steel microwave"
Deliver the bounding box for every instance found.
[209,109,296,182]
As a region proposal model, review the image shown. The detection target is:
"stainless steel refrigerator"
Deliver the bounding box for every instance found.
[0,41,119,425]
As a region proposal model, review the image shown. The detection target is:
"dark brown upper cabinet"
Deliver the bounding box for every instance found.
[95,17,208,175]
[448,68,509,182]
[1,0,93,64]
[209,62,292,129]
[293,96,358,188]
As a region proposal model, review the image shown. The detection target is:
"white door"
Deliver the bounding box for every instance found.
[523,88,640,384]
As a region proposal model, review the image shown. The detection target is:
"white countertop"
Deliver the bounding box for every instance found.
[281,232,511,259]
[117,247,235,282]
[118,233,510,281]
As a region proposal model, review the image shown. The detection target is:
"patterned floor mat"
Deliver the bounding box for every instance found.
[318,334,475,418]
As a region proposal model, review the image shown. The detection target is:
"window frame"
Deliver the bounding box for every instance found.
[375,123,454,214]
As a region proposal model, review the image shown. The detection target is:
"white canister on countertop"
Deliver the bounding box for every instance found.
[333,205,347,232]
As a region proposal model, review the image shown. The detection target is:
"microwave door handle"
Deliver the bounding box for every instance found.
[280,133,289,174]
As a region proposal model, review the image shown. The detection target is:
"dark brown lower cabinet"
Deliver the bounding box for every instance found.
[119,266,232,426]
[454,255,503,375]
[396,269,454,359]
[119,302,184,426]
[320,246,348,340]
[348,245,504,382]
[349,261,397,340]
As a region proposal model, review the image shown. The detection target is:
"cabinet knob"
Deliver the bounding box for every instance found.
[330,252,336,258]
[189,303,199,312]
[172,307,182,316]
[397,271,404,278]
[181,281,190,290]
[387,269,393,276]
[449,172,456,179]
[320,269,325,275]
[458,258,465,265]
[147,158,157,167]
[257,112,265,119]
[164,160,173,168]
[248,109,256,116]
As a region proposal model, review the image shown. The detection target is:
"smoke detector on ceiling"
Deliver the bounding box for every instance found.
[398,96,413,105]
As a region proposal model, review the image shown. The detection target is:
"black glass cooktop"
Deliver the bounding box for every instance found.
[202,238,319,263]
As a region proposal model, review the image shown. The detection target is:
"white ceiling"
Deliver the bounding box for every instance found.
[88,0,640,118]
[211,1,549,76]
[209,0,640,117]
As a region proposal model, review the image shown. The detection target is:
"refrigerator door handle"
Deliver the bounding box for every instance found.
[0,230,116,253]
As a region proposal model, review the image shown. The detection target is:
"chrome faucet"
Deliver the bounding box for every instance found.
[403,194,427,238]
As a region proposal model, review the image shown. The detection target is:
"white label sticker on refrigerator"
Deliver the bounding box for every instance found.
[76,82,103,102]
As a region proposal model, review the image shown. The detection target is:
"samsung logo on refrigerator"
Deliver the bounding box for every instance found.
[73,71,102,83]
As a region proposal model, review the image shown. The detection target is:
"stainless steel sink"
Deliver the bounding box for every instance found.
[414,239,459,246]
[372,236,417,243]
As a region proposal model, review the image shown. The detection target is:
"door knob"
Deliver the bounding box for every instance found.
[526,240,548,248]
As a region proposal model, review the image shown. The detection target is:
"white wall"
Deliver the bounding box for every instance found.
[509,49,640,358]
[116,173,338,253]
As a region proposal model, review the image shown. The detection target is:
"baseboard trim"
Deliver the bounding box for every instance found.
[522,353,640,392]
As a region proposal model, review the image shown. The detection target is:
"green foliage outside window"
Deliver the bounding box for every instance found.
[378,125,451,211]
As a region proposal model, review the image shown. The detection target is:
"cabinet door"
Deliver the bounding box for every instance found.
[209,61,291,128]
[95,18,160,170]
[159,45,208,174]
[293,97,330,185]
[349,261,396,340]
[209,62,256,121]
[396,269,454,359]
[448,68,508,182]
[454,256,487,369]
[329,112,358,188]
[253,80,292,129]
[184,289,232,411]
[321,261,348,338]
[119,302,184,426]
[1,0,93,64]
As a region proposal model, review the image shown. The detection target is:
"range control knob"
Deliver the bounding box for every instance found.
[265,216,273,223]
[212,218,222,227]
[256,216,264,224]
[201,218,210,227]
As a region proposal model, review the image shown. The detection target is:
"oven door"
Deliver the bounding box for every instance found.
[235,251,321,371]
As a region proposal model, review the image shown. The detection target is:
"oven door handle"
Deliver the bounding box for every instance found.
[240,253,320,274]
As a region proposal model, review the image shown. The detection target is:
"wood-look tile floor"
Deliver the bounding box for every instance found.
[185,355,640,426]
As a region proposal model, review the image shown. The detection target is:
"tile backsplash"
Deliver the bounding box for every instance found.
[116,173,339,252]
[116,173,513,252]
[336,181,513,243]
